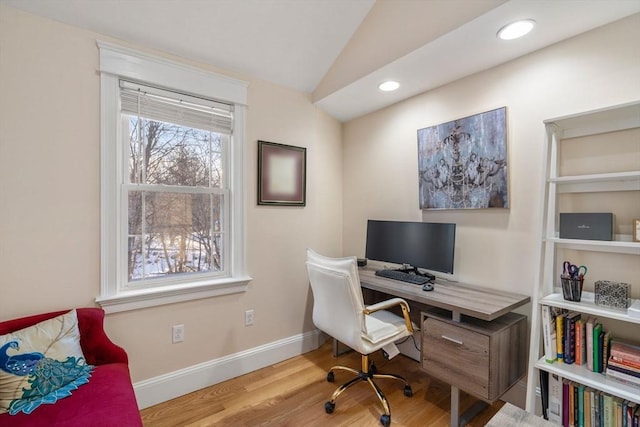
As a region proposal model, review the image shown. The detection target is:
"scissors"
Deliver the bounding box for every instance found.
[563,261,587,279]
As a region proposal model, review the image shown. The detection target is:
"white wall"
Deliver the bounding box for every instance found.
[342,14,640,298]
[0,5,342,385]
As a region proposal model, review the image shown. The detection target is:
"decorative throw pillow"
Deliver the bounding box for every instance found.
[0,309,94,415]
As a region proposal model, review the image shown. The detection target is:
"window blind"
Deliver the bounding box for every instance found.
[120,80,233,134]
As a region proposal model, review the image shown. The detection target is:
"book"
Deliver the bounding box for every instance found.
[548,373,564,425]
[602,331,611,372]
[594,390,602,427]
[542,305,558,363]
[610,340,640,365]
[570,381,576,427]
[593,323,603,373]
[565,312,581,364]
[576,318,587,365]
[578,384,585,427]
[598,331,605,373]
[614,397,624,427]
[606,366,640,386]
[589,388,597,427]
[564,379,571,427]
[602,393,613,427]
[558,313,567,361]
[607,359,640,377]
[587,317,597,371]
[540,369,549,419]
[584,387,592,427]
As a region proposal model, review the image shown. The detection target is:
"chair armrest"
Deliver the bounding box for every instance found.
[364,298,414,333]
[76,308,129,366]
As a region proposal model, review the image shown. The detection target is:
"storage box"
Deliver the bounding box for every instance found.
[595,280,630,310]
[559,213,614,241]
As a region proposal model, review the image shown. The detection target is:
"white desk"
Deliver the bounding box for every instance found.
[358,268,530,427]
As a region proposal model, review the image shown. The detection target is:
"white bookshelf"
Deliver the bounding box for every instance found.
[525,101,640,414]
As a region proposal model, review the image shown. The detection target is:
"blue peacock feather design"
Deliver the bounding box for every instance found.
[1,340,94,415]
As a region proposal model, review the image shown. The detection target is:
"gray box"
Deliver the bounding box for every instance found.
[559,213,614,241]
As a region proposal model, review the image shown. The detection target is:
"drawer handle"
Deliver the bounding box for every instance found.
[441,335,463,345]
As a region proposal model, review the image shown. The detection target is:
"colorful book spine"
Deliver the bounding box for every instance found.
[607,359,640,378]
[563,379,570,427]
[578,318,587,365]
[566,312,581,364]
[584,388,592,427]
[558,313,567,361]
[606,366,640,386]
[548,373,564,425]
[578,384,585,427]
[593,323,603,373]
[610,340,640,366]
[602,393,613,427]
[542,305,557,363]
[598,331,605,373]
[603,332,611,372]
[587,317,597,371]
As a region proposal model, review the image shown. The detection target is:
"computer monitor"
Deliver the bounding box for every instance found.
[365,220,456,275]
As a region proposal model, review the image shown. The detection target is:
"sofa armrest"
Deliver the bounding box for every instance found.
[76,308,128,366]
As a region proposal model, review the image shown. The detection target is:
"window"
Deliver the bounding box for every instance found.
[97,42,250,313]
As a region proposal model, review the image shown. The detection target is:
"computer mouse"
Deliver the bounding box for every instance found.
[422,283,434,292]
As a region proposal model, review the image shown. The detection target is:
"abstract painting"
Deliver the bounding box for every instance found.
[417,107,508,209]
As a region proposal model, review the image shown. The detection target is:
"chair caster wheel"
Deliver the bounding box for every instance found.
[404,385,413,397]
[324,401,335,414]
[326,371,334,382]
[370,363,377,374]
[380,414,391,426]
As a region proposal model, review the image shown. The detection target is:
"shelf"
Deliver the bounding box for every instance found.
[552,171,640,193]
[545,101,640,139]
[526,101,640,413]
[545,237,640,255]
[535,357,640,404]
[540,292,640,324]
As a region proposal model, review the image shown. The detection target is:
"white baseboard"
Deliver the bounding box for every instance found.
[134,329,325,409]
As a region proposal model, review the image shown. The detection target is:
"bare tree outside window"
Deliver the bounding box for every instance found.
[126,116,225,281]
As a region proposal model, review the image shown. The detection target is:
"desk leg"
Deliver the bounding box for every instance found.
[333,339,351,357]
[450,385,489,427]
[450,386,460,427]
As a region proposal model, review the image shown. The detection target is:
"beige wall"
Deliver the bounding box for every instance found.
[1,3,639,391]
[342,14,640,299]
[0,6,342,381]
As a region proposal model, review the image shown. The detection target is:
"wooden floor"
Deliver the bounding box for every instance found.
[140,341,504,426]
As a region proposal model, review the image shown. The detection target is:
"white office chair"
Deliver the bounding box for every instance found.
[305,249,415,427]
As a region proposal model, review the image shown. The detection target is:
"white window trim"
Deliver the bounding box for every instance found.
[96,41,251,313]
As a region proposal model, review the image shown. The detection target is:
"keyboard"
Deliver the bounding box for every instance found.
[374,269,431,285]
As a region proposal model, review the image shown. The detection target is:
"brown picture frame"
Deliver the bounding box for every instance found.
[258,140,306,206]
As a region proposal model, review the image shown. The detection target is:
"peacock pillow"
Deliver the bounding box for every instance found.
[0,309,94,415]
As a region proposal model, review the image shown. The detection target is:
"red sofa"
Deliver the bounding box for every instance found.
[0,308,143,426]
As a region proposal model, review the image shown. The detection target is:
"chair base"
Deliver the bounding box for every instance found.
[324,354,412,427]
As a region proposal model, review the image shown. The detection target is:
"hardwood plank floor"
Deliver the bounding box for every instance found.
[140,341,505,426]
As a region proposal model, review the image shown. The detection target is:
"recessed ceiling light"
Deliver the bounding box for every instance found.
[497,19,535,40]
[378,81,400,92]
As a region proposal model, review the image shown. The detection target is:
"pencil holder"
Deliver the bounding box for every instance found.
[560,276,583,302]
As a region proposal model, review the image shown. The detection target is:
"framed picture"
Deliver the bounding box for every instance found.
[417,107,508,210]
[634,218,640,242]
[258,140,306,206]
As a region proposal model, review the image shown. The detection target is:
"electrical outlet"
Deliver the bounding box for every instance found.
[245,309,254,326]
[172,324,184,343]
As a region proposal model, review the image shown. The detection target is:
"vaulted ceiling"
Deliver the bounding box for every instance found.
[3,0,639,121]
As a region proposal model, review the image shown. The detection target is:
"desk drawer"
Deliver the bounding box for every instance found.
[422,317,490,399]
[421,311,527,402]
